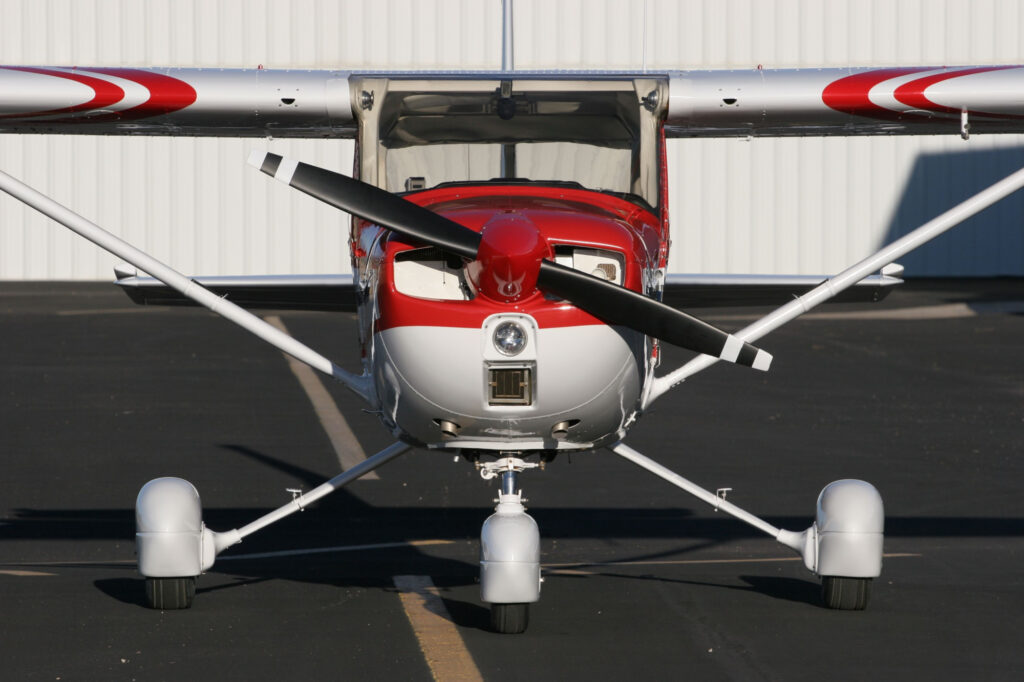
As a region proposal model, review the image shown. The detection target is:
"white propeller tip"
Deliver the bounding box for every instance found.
[247,149,268,169]
[247,151,299,185]
[752,350,772,371]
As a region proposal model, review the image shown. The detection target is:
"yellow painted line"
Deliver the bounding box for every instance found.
[264,315,374,478]
[0,569,56,576]
[544,552,920,574]
[393,575,483,682]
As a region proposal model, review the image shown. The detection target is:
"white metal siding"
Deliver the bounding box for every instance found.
[1,0,1022,280]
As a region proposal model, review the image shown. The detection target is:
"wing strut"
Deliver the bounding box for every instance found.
[644,163,1024,406]
[209,442,412,557]
[0,168,373,404]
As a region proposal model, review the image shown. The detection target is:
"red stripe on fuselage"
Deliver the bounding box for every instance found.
[368,185,661,334]
[376,282,605,332]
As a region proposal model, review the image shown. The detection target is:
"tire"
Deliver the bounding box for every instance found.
[821,576,871,610]
[490,602,529,634]
[145,577,196,610]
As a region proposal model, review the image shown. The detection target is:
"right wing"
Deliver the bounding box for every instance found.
[0,66,355,137]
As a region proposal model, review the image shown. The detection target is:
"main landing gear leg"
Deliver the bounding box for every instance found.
[477,457,542,633]
[134,441,412,609]
[608,441,884,610]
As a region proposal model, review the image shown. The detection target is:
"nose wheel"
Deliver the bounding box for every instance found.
[477,456,543,634]
[491,602,530,634]
[144,576,196,610]
[822,576,871,610]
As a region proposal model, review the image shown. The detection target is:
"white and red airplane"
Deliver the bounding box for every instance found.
[2,56,1023,632]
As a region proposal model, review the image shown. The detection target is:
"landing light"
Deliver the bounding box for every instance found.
[493,321,527,356]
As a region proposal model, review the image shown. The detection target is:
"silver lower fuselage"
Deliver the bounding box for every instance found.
[370,313,648,451]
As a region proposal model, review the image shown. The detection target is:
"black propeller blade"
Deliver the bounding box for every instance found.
[248,152,772,371]
[249,151,481,260]
[537,261,770,369]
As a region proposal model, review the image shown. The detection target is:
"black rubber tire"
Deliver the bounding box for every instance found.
[145,577,196,610]
[490,602,529,634]
[821,576,871,610]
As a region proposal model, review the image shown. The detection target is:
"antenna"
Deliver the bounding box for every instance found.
[502,0,514,71]
[500,0,516,176]
[641,0,648,72]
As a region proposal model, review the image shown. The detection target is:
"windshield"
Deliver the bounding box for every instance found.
[386,142,633,197]
[355,77,664,210]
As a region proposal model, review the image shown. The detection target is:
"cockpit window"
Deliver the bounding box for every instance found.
[386,142,633,199]
[355,78,664,212]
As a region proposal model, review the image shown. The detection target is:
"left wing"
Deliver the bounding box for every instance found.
[667,66,1024,137]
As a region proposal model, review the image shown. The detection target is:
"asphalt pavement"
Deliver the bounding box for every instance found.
[1,280,1022,681]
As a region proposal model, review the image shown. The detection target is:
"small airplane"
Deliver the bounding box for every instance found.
[2,49,1023,633]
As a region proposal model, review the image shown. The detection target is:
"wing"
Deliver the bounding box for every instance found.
[0,66,355,137]
[2,65,1023,138]
[666,66,1024,137]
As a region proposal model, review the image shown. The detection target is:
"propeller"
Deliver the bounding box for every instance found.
[247,151,772,371]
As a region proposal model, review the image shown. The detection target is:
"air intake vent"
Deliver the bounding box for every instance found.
[488,367,532,405]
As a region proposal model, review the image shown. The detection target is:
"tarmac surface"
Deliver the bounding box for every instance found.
[1,280,1022,681]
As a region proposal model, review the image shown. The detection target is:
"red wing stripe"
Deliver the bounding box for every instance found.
[0,66,124,118]
[83,68,197,119]
[893,65,1024,119]
[0,67,196,124]
[821,67,933,120]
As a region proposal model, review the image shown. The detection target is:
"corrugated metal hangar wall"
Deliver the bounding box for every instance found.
[1,0,1023,280]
